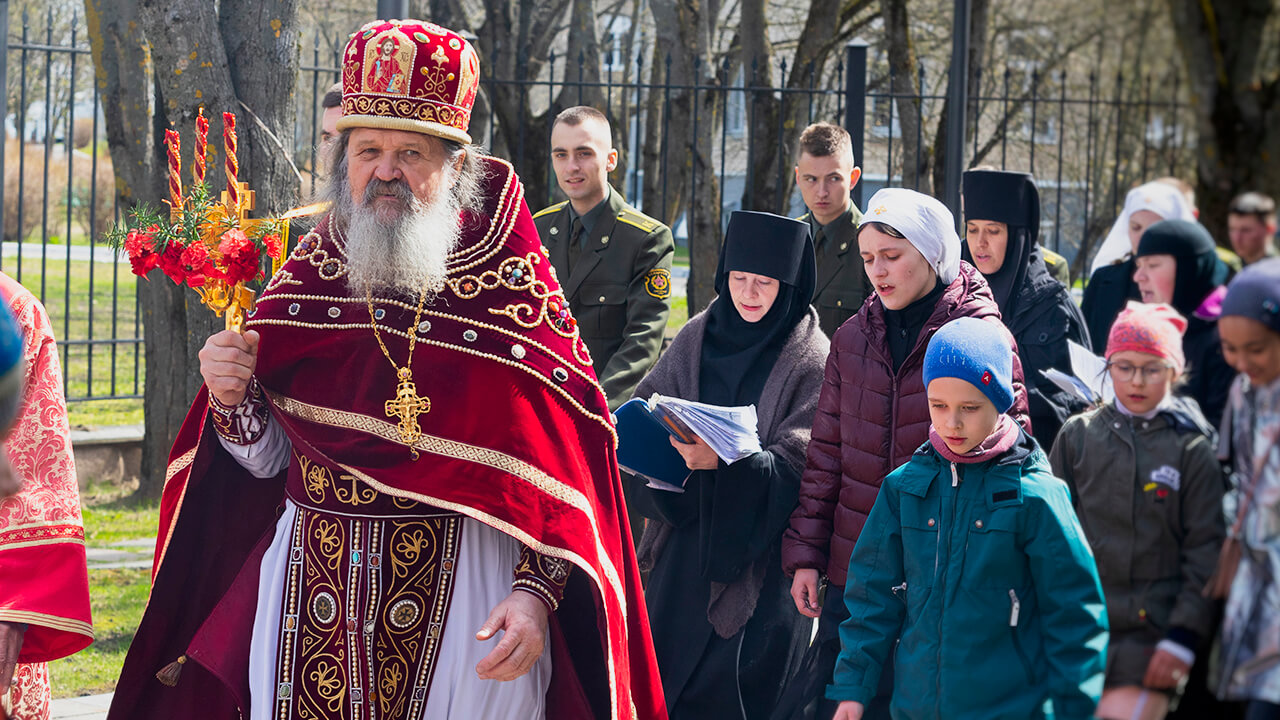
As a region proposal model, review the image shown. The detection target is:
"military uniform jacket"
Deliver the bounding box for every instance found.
[799,205,872,337]
[1041,247,1071,287]
[534,189,674,410]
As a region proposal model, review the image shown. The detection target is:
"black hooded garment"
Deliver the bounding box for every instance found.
[962,170,1092,450]
[631,211,826,720]
[1135,219,1234,428]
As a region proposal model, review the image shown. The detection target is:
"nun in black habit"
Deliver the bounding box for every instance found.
[962,169,1092,449]
[1133,219,1235,429]
[630,211,829,720]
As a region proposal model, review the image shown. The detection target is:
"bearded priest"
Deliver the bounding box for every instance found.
[108,19,665,720]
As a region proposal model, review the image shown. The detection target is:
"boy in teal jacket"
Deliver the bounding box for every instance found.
[830,317,1108,720]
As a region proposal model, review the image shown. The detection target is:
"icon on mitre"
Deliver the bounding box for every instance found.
[364,29,413,95]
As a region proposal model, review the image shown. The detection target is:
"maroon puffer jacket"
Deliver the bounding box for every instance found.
[781,262,1030,586]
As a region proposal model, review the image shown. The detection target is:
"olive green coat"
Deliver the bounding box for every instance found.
[1048,401,1225,687]
[798,205,872,337]
[1042,247,1071,286]
[534,189,674,410]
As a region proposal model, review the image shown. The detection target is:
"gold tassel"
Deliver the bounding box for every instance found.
[155,655,187,687]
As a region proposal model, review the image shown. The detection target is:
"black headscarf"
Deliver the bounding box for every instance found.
[1135,219,1230,318]
[961,170,1040,313]
[699,211,816,406]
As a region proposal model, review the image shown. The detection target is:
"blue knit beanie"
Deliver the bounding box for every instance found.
[923,317,1015,412]
[0,299,24,433]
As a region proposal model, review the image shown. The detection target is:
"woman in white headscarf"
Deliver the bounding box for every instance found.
[779,188,1031,720]
[1081,181,1197,352]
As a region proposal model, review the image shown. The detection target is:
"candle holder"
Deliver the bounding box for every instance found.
[103,110,300,333]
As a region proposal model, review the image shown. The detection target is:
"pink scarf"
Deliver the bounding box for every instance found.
[929,413,1021,465]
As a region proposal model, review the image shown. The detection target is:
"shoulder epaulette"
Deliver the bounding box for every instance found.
[1042,248,1064,266]
[617,209,662,233]
[532,201,569,220]
[794,212,811,222]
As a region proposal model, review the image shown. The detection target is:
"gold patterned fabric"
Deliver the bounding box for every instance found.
[1,661,50,720]
[275,450,461,720]
[0,273,91,709]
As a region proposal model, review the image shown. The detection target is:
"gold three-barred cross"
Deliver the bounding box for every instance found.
[385,367,430,457]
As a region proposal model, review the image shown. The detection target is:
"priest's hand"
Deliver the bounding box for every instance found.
[0,620,25,696]
[199,330,260,407]
[833,701,864,720]
[475,590,549,682]
[791,568,823,618]
[669,434,719,470]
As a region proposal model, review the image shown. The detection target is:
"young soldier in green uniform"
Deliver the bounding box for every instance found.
[533,106,674,411]
[794,123,872,336]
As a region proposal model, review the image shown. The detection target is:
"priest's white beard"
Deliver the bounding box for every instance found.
[336,172,462,301]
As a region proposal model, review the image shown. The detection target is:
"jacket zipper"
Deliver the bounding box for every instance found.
[936,463,959,718]
[1008,588,1034,684]
[892,581,908,603]
[888,375,899,470]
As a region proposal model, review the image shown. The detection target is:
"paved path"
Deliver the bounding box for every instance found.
[85,537,153,571]
[50,692,112,719]
[671,264,688,297]
[2,242,125,265]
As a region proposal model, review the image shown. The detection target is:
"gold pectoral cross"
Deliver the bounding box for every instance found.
[385,368,430,457]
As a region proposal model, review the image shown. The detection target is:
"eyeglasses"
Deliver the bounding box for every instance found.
[1106,361,1172,383]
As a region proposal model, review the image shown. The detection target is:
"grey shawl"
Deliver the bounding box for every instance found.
[633,304,829,638]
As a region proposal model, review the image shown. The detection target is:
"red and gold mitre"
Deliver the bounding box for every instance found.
[337,19,480,144]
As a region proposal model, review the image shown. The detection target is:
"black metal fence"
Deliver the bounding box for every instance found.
[294,35,1193,267]
[0,6,140,405]
[3,15,1196,404]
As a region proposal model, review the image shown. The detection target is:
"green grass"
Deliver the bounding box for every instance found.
[81,501,160,547]
[67,399,144,429]
[666,295,688,335]
[2,255,146,428]
[48,567,150,698]
[48,481,157,698]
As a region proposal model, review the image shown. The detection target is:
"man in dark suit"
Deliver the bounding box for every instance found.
[794,123,871,336]
[533,106,674,411]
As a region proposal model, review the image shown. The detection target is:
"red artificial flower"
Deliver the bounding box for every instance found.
[179,241,221,288]
[124,227,160,277]
[157,237,188,285]
[217,228,262,285]
[262,233,283,262]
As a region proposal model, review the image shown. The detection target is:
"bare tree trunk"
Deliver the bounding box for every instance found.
[930,0,990,195]
[740,0,780,212]
[85,0,300,498]
[647,0,721,311]
[1167,0,1280,238]
[477,0,570,207]
[737,0,859,215]
[880,0,928,192]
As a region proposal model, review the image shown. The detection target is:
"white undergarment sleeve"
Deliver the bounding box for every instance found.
[248,501,296,719]
[422,518,551,719]
[217,414,291,478]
